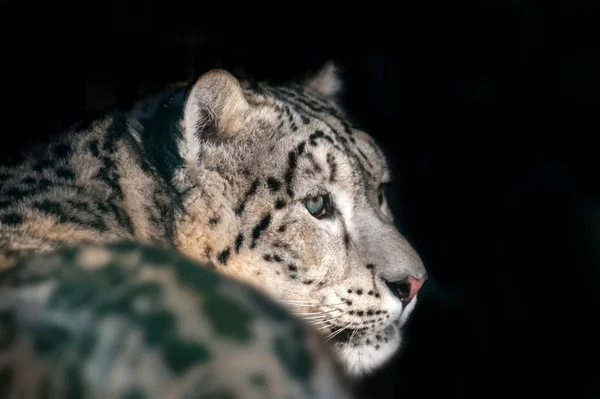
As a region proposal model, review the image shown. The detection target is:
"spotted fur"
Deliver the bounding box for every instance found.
[0,242,351,398]
[0,62,427,380]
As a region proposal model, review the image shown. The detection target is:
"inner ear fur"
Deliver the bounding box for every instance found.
[183,69,250,140]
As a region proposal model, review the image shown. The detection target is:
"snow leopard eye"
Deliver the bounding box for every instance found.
[305,195,328,219]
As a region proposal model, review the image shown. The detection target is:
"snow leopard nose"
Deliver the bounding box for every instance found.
[383,275,427,305]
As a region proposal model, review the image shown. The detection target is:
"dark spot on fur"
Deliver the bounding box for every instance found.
[0,213,23,225]
[343,233,350,250]
[250,213,271,248]
[97,154,123,198]
[4,187,25,198]
[273,254,283,263]
[367,310,373,316]
[108,203,134,234]
[326,153,337,182]
[306,153,322,174]
[235,234,244,253]
[375,293,381,298]
[284,150,297,197]
[356,289,363,295]
[357,311,364,316]
[53,144,72,159]
[29,199,107,231]
[277,225,286,232]
[310,130,325,141]
[349,311,355,315]
[267,177,281,192]
[346,300,353,305]
[303,280,314,285]
[209,217,219,226]
[357,149,372,168]
[138,96,185,183]
[290,275,297,279]
[247,179,260,196]
[217,248,231,265]
[366,263,375,269]
[89,140,100,157]
[33,160,54,171]
[236,179,261,216]
[284,106,294,123]
[368,291,374,296]
[263,254,272,261]
[56,167,75,180]
[347,289,352,294]
[375,345,380,350]
[301,115,310,124]
[366,339,371,345]
[288,264,297,272]
[375,311,381,315]
[341,120,354,135]
[274,199,286,209]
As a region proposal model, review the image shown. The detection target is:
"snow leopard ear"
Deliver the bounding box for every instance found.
[302,60,343,99]
[183,69,250,144]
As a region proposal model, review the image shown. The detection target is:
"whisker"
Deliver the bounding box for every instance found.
[349,320,364,343]
[310,318,336,326]
[279,300,346,308]
[309,310,349,326]
[325,327,343,341]
[327,327,348,341]
[292,308,340,317]
[309,319,334,327]
[298,316,329,322]
[298,316,328,323]
[304,315,340,324]
[325,321,352,341]
[326,321,353,341]
[315,324,333,331]
[322,310,348,323]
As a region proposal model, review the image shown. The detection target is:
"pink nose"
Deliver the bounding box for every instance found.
[404,275,427,304]
[384,274,427,305]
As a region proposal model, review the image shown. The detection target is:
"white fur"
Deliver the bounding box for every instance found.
[336,333,401,377]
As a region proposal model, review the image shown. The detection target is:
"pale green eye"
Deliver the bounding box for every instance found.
[305,196,327,218]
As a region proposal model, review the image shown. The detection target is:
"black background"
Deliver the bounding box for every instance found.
[1,1,598,398]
